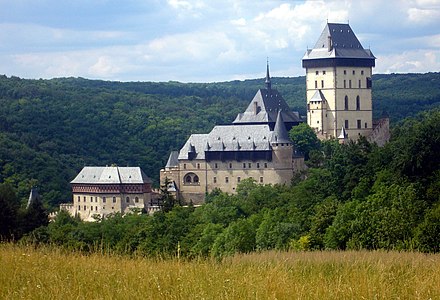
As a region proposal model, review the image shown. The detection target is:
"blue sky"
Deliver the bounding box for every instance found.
[1,0,439,82]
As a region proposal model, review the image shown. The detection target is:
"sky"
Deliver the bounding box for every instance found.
[0,0,439,82]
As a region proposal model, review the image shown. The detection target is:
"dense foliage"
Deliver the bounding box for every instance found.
[16,109,440,254]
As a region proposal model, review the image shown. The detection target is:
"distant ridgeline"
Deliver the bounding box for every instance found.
[0,72,439,208]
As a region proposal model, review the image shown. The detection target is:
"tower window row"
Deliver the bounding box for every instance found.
[344,95,361,110]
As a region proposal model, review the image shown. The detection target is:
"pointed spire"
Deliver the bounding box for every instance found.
[265,57,271,90]
[271,110,291,144]
[338,126,347,141]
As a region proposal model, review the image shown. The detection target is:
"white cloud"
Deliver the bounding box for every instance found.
[376,49,440,74]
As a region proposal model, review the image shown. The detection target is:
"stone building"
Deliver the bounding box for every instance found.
[61,166,154,221]
[303,22,389,144]
[160,65,305,204]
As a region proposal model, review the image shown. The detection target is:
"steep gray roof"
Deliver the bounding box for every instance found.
[233,88,302,124]
[165,151,179,168]
[303,23,375,61]
[310,90,326,102]
[178,124,274,160]
[71,166,151,184]
[271,110,292,144]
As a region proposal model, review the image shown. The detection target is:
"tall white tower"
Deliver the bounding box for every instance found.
[302,23,376,140]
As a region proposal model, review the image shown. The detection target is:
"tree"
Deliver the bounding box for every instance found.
[0,183,20,240]
[289,123,321,160]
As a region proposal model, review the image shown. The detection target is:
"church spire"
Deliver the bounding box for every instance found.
[265,58,271,90]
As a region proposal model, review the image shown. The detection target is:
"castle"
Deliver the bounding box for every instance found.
[160,63,305,204]
[62,23,389,218]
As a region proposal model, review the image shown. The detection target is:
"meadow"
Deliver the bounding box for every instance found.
[1,244,439,299]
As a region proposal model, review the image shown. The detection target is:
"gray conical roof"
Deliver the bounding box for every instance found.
[271,110,292,144]
[338,126,347,139]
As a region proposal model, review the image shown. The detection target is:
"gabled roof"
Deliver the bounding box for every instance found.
[178,124,274,160]
[303,23,375,61]
[270,110,292,144]
[165,151,179,168]
[233,88,302,124]
[71,166,151,184]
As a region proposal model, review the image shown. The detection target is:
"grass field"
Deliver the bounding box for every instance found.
[1,244,439,299]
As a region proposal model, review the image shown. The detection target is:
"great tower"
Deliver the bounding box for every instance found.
[302,23,376,140]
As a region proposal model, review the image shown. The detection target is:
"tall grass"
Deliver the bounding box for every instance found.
[1,244,439,299]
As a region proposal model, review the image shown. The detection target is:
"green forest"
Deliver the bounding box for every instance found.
[0,73,440,254]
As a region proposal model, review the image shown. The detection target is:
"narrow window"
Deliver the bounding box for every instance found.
[135,197,139,203]
[315,81,318,89]
[197,163,200,169]
[264,163,268,168]
[126,197,129,203]
[345,120,349,129]
[91,206,93,211]
[243,163,246,168]
[113,197,116,203]
[237,177,241,183]
[358,80,361,88]
[323,70,326,75]
[357,120,361,129]
[352,70,355,75]
[343,80,346,88]
[225,177,229,183]
[78,206,81,211]
[344,70,347,75]
[229,163,232,168]
[321,80,324,88]
[365,122,368,129]
[248,163,251,168]
[315,71,319,75]
[257,162,260,168]
[213,177,217,183]
[356,96,360,110]
[214,163,218,169]
[361,70,364,75]
[349,80,352,88]
[77,196,80,202]
[84,205,86,210]
[344,96,349,110]
[183,163,186,169]
[366,77,372,89]
[193,175,199,183]
[260,177,264,183]
[84,196,86,202]
[95,206,97,211]
[103,197,106,203]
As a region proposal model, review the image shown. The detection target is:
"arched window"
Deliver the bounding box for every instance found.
[135,197,139,203]
[113,197,116,203]
[184,173,200,185]
[126,197,130,203]
[356,96,360,110]
[344,96,349,110]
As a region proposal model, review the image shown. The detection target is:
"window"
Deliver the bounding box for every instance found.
[185,175,192,183]
[84,205,86,210]
[77,196,80,202]
[361,70,364,75]
[91,206,93,211]
[356,96,360,110]
[243,163,246,168]
[78,206,80,211]
[357,120,361,129]
[183,163,186,169]
[344,70,347,75]
[344,96,349,110]
[264,163,268,168]
[229,163,232,168]
[321,80,324,88]
[260,177,264,183]
[197,163,200,169]
[352,70,355,75]
[113,197,116,203]
[315,71,319,75]
[184,172,199,185]
[257,163,260,168]
[95,197,98,203]
[349,80,352,88]
[248,163,251,168]
[225,177,229,183]
[345,120,349,129]
[126,197,130,203]
[323,70,326,75]
[214,163,218,169]
[315,81,318,89]
[343,80,346,88]
[365,122,368,129]
[95,206,97,211]
[84,196,86,202]
[213,177,217,183]
[135,197,139,203]
[193,175,199,183]
[366,77,372,89]
[358,80,361,88]
[237,177,241,183]
[103,197,106,203]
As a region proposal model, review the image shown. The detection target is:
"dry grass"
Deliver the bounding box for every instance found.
[1,244,439,299]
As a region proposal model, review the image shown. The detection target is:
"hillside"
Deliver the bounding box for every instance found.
[0,73,439,207]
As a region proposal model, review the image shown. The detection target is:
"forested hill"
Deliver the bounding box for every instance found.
[0,73,439,208]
